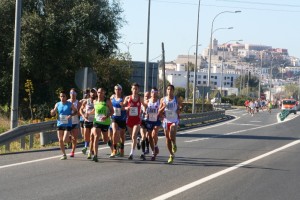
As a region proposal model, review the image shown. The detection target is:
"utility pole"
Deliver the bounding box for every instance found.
[11,0,22,129]
[161,42,166,97]
[258,51,263,98]
[247,70,250,96]
[144,0,151,93]
[192,0,202,114]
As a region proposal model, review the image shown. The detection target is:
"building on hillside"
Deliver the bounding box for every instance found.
[174,54,204,68]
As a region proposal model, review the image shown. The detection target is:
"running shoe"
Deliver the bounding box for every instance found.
[92,155,98,162]
[137,137,141,150]
[140,154,146,161]
[66,142,72,149]
[128,154,133,160]
[87,152,92,159]
[82,147,87,155]
[151,155,156,161]
[172,143,177,154]
[109,150,116,158]
[60,154,67,160]
[119,149,124,157]
[167,155,174,164]
[70,152,75,157]
[154,146,159,156]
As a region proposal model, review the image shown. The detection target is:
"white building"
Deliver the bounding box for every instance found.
[159,66,239,95]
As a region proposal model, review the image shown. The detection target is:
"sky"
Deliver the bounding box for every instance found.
[117,0,300,62]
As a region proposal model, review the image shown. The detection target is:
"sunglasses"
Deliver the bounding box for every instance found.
[70,91,76,95]
[60,95,66,98]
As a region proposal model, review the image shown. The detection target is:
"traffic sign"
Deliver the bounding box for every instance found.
[75,67,97,90]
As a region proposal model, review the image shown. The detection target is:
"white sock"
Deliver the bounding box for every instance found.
[130,149,134,155]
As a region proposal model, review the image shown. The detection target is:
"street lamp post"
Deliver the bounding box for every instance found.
[258,51,264,98]
[144,0,151,93]
[120,42,143,60]
[207,26,233,100]
[185,44,201,102]
[192,0,202,114]
[207,10,241,98]
[11,0,22,129]
[269,54,274,101]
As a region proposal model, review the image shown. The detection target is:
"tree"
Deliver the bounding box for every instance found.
[235,74,259,96]
[175,87,185,99]
[0,0,15,107]
[284,84,299,99]
[158,79,171,97]
[0,0,127,118]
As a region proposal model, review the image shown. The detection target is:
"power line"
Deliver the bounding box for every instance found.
[216,0,300,8]
[150,0,300,12]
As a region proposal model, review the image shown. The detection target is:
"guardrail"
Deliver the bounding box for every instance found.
[212,103,231,110]
[279,109,291,121]
[0,121,56,152]
[0,110,227,153]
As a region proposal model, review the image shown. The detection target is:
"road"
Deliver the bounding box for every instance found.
[1,108,300,200]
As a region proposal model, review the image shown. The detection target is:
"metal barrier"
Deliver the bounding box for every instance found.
[0,110,227,153]
[0,121,56,152]
[179,110,225,127]
[279,109,290,121]
[212,103,232,110]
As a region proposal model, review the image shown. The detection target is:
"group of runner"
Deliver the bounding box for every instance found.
[50,83,182,164]
[244,99,273,116]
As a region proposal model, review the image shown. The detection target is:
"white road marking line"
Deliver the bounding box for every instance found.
[152,139,300,200]
[185,120,278,143]
[227,123,261,126]
[0,145,123,170]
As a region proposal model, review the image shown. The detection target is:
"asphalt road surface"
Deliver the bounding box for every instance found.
[1,108,300,200]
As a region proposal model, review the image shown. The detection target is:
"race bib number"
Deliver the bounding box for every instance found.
[59,115,68,124]
[88,114,95,122]
[129,107,138,116]
[114,107,121,116]
[165,110,176,119]
[96,114,105,122]
[148,113,158,122]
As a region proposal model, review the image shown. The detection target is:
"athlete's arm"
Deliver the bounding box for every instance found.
[69,104,78,119]
[177,97,183,115]
[79,100,87,120]
[77,101,82,116]
[158,98,166,115]
[141,97,148,108]
[50,103,58,116]
[123,96,130,111]
[107,99,114,117]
